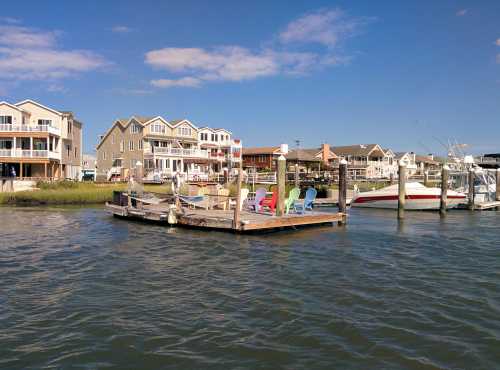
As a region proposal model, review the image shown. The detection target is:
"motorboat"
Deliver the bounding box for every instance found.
[351,182,466,210]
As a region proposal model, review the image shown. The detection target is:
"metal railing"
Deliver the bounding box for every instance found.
[152,147,209,158]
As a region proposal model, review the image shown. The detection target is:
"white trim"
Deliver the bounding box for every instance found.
[171,119,198,131]
[0,101,28,113]
[15,99,63,116]
[142,116,172,128]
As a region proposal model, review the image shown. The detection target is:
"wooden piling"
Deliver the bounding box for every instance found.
[276,155,286,216]
[424,171,429,187]
[389,173,395,185]
[468,169,475,210]
[496,169,500,202]
[294,163,299,188]
[440,165,449,216]
[398,163,406,220]
[338,159,347,217]
[232,162,243,230]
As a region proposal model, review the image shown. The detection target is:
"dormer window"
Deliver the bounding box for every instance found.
[130,123,141,133]
[151,123,165,134]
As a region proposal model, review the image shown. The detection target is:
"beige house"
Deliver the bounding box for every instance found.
[96,116,241,181]
[330,144,391,179]
[0,99,82,179]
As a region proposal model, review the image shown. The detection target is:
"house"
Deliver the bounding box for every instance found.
[81,153,97,181]
[198,127,242,174]
[0,99,82,180]
[330,144,389,179]
[394,152,418,175]
[95,116,240,181]
[415,154,442,174]
[242,147,281,171]
[285,144,339,171]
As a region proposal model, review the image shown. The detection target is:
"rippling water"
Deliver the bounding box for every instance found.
[1,206,499,369]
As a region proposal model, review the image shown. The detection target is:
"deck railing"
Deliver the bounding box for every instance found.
[0,124,60,135]
[0,149,59,158]
[151,147,209,158]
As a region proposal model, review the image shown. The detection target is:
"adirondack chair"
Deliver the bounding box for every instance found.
[294,187,317,213]
[248,187,267,212]
[229,188,250,211]
[285,187,301,214]
[260,190,278,213]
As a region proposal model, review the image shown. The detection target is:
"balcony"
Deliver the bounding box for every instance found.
[150,147,209,158]
[0,124,60,135]
[0,149,59,159]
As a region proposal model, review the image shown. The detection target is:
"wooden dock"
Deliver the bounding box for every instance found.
[106,202,345,233]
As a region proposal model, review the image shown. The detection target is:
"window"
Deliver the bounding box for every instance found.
[138,140,143,150]
[103,151,107,160]
[131,123,141,133]
[151,123,165,134]
[130,159,136,168]
[74,147,78,158]
[178,126,191,136]
[120,140,124,153]
[38,119,51,126]
[200,133,208,141]
[128,140,134,151]
[0,116,12,124]
[66,144,71,157]
[67,121,72,134]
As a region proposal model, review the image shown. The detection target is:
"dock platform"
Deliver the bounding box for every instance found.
[106,202,345,233]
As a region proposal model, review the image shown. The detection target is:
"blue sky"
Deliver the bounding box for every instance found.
[1,0,499,155]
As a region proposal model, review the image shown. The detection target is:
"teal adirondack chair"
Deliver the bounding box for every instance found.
[294,187,317,213]
[285,187,301,214]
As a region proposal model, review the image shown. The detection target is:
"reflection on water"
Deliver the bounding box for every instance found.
[1,206,499,369]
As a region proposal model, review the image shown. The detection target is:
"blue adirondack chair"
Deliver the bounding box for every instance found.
[248,187,267,212]
[294,187,317,213]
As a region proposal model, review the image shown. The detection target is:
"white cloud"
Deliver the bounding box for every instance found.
[496,38,500,46]
[0,24,107,81]
[0,17,21,24]
[145,8,369,89]
[150,77,202,88]
[112,25,132,33]
[279,8,367,48]
[456,9,468,16]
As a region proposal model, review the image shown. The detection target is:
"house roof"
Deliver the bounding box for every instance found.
[0,101,28,112]
[242,146,280,155]
[415,155,441,165]
[285,149,322,162]
[15,99,63,116]
[330,144,385,157]
[394,152,409,160]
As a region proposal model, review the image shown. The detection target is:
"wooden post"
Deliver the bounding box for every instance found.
[338,159,347,224]
[19,162,23,178]
[398,163,406,220]
[440,165,449,216]
[232,162,243,230]
[389,172,394,185]
[496,169,500,202]
[44,163,47,179]
[294,163,299,188]
[468,169,475,210]
[424,171,429,187]
[276,155,286,216]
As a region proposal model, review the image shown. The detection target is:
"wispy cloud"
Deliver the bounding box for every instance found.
[111,25,132,34]
[496,38,500,46]
[496,54,500,64]
[279,8,368,48]
[456,9,468,17]
[0,23,108,81]
[145,8,368,89]
[0,17,21,24]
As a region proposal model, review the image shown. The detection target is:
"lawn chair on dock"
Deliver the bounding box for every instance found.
[294,187,317,214]
[247,188,267,212]
[259,190,278,214]
[229,188,250,211]
[285,187,301,214]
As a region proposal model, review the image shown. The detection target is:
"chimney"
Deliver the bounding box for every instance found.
[321,143,330,164]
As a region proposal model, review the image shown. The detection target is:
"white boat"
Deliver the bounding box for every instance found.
[351,182,466,210]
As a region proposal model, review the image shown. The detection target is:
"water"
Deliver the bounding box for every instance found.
[1,206,499,370]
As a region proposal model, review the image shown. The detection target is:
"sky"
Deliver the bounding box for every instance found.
[0,0,499,156]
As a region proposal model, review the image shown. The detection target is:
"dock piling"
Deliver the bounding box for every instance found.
[338,159,347,223]
[398,163,406,220]
[468,169,475,211]
[294,163,299,188]
[276,155,286,216]
[496,169,500,202]
[440,165,449,216]
[424,171,429,187]
[232,162,243,230]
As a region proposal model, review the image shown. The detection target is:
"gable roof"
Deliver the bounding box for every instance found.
[415,155,441,165]
[170,119,198,130]
[242,146,281,155]
[15,99,63,116]
[331,144,385,157]
[0,101,28,112]
[285,148,322,162]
